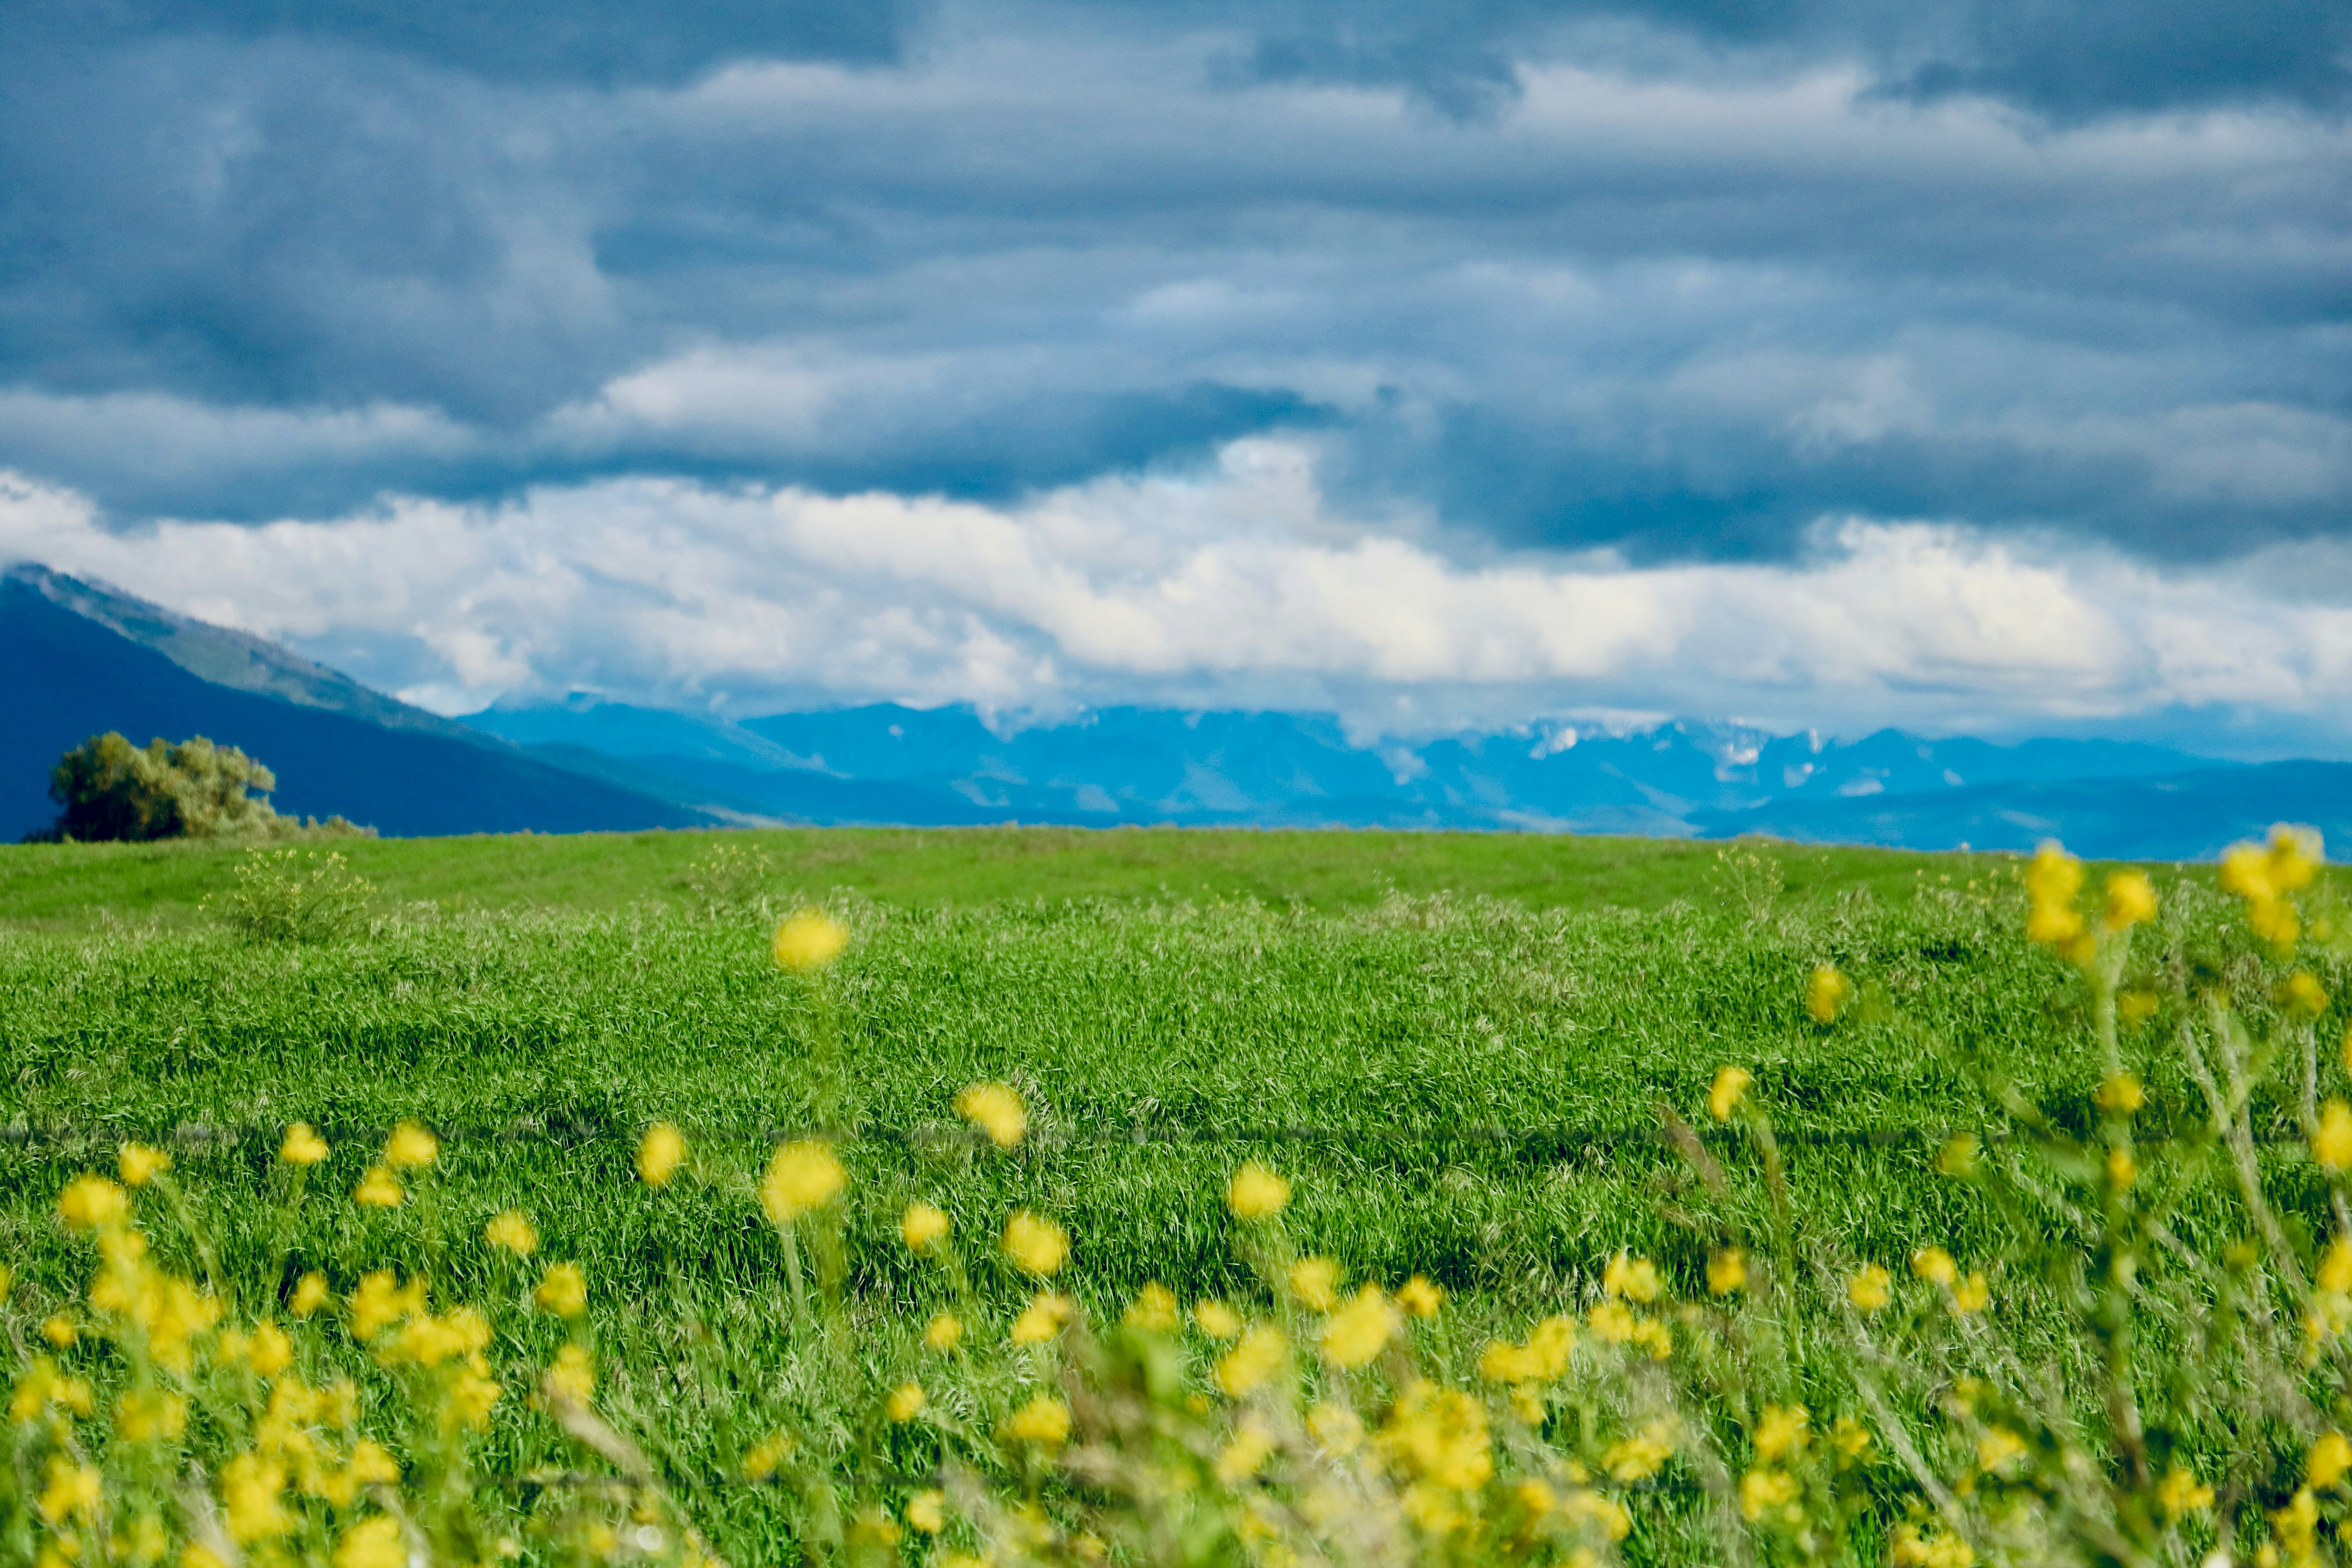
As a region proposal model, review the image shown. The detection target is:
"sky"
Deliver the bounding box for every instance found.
[0,0,2347,750]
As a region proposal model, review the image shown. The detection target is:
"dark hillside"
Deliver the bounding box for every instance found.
[0,578,719,838]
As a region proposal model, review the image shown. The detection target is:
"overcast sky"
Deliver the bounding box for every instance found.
[0,0,2347,748]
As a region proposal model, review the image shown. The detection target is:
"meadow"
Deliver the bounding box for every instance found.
[0,829,2345,1568]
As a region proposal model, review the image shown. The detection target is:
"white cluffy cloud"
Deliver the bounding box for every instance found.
[6,441,2352,743]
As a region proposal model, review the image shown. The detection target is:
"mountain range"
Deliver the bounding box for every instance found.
[5,559,2347,859]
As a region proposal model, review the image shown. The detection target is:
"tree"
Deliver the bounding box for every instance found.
[40,732,285,842]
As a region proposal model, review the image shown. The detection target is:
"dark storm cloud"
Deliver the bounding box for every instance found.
[0,0,2344,564]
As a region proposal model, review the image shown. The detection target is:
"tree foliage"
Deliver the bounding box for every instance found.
[40,732,289,842]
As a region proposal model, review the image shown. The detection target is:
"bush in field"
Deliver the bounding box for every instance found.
[209,847,377,942]
[17,849,2352,1568]
[33,732,372,844]
[39,732,285,843]
[683,840,779,920]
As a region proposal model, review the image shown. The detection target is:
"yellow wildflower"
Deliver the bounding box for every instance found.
[1216,1324,1288,1396]
[1847,1264,1892,1312]
[1755,1404,1809,1461]
[1228,1163,1291,1218]
[1975,1428,2027,1474]
[1740,1469,1799,1522]
[38,1457,102,1528]
[333,1517,406,1568]
[1010,1292,1074,1344]
[2025,843,2085,948]
[1832,1416,1873,1459]
[2308,1432,2352,1490]
[1378,1382,1493,1490]
[533,1262,587,1318]
[760,1141,846,1223]
[636,1123,686,1187]
[1708,1248,1748,1295]
[886,1382,925,1423]
[1194,1299,1243,1339]
[1003,1210,1068,1276]
[2094,1075,2144,1116]
[290,1273,330,1318]
[954,1082,1026,1148]
[1216,1417,1277,1485]
[483,1211,537,1256]
[383,1122,437,1169]
[1890,1526,1976,1568]
[58,1174,129,1231]
[2156,1467,2213,1516]
[1952,1273,1991,1314]
[1123,1282,1179,1333]
[1911,1247,1957,1287]
[1321,1286,1400,1369]
[1806,966,1851,1024]
[278,1123,330,1166]
[907,1491,946,1534]
[1604,1251,1662,1302]
[924,1311,964,1351]
[1289,1256,1341,1311]
[119,1143,171,1188]
[547,1344,594,1405]
[772,909,848,971]
[352,1167,402,1208]
[1397,1274,1444,1316]
[1710,1063,1755,1118]
[1308,1402,1365,1455]
[221,1452,291,1542]
[2102,870,2157,930]
[441,1367,500,1430]
[2107,1147,2138,1189]
[901,1201,950,1252]
[1603,1423,1674,1482]
[348,1270,425,1339]
[2318,1102,2352,1170]
[2287,972,2332,1017]
[2322,1239,2352,1293]
[2118,989,2159,1028]
[1004,1394,1071,1446]
[115,1388,188,1444]
[1563,1490,1633,1541]
[741,1434,793,1481]
[1515,1478,1557,1520]
[40,1316,74,1348]
[247,1321,292,1378]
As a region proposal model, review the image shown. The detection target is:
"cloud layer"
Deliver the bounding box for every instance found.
[13,445,2352,751]
[0,0,2347,744]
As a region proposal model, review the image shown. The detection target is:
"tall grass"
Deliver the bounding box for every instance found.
[1,837,2348,1566]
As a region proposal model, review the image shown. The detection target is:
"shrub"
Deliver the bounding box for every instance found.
[33,731,374,845]
[36,732,290,843]
[209,847,377,942]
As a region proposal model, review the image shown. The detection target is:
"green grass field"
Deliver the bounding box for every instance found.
[0,825,1984,934]
[0,828,2335,1565]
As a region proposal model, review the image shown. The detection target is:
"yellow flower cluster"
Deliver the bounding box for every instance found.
[1805,967,1850,1025]
[1477,1316,1575,1385]
[1003,1210,1068,1276]
[956,1082,1027,1148]
[1319,1286,1401,1370]
[2221,825,2319,948]
[771,908,848,971]
[760,1140,846,1223]
[637,1122,687,1186]
[2025,844,2097,965]
[1228,1162,1291,1218]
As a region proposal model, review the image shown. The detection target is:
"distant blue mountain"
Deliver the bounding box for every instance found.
[1,566,723,840]
[469,698,2297,855]
[10,555,2331,858]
